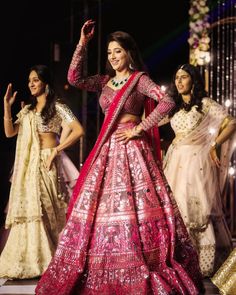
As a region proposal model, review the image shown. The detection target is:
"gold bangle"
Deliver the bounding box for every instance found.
[4,117,12,121]
[211,141,219,149]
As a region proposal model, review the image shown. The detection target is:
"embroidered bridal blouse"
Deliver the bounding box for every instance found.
[67,44,175,130]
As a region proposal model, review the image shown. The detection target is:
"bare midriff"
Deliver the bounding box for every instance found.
[117,113,140,124]
[39,132,58,149]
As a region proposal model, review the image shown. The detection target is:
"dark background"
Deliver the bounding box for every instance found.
[0,0,190,224]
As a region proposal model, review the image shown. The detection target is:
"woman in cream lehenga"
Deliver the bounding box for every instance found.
[162,63,236,278]
[0,120,80,254]
[0,64,84,279]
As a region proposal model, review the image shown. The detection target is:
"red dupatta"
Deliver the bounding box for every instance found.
[67,71,144,219]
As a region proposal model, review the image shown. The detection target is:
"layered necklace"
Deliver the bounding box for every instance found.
[111,76,129,87]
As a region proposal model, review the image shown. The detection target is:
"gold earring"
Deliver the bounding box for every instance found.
[191,85,194,95]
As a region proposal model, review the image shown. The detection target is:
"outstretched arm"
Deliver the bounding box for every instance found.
[67,19,107,92]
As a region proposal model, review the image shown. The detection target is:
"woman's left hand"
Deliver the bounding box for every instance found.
[210,147,221,168]
[45,148,58,171]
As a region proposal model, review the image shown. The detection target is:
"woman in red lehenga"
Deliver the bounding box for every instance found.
[35,20,204,295]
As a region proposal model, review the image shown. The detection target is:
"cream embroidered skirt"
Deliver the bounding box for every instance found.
[0,148,68,279]
[164,143,232,277]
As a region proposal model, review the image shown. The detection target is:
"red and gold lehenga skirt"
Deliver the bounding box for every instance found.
[36,122,203,295]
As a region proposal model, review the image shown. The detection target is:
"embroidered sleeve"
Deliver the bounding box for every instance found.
[137,75,175,131]
[56,102,77,124]
[67,44,108,92]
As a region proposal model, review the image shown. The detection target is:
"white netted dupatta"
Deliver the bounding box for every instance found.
[6,107,42,228]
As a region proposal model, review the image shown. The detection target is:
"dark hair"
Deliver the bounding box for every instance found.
[168,63,208,116]
[28,64,57,124]
[105,31,147,76]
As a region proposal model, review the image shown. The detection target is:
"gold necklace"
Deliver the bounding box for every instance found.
[111,76,128,87]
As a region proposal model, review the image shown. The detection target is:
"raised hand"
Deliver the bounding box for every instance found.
[4,83,17,108]
[80,19,95,45]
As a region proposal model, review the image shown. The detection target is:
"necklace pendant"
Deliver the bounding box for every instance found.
[111,76,129,88]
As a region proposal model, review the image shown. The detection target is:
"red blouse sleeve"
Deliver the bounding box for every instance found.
[67,44,108,92]
[137,75,175,131]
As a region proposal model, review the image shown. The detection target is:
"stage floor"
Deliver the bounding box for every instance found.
[0,278,220,295]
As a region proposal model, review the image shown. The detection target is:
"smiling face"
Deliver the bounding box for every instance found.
[107,41,129,72]
[175,69,193,95]
[28,70,46,97]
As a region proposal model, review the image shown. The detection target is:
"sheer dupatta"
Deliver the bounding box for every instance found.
[6,108,42,227]
[67,71,144,219]
[164,98,236,225]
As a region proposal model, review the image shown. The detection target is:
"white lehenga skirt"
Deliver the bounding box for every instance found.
[164,143,232,277]
[0,148,70,279]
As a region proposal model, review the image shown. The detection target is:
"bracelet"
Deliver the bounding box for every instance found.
[211,141,219,149]
[4,117,12,121]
